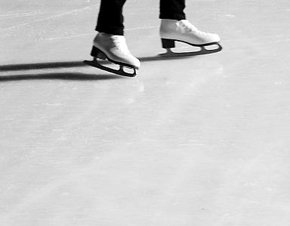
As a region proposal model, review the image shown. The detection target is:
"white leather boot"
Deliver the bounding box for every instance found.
[160,19,221,51]
[92,32,140,69]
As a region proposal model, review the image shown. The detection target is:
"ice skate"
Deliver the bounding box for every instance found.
[159,19,222,56]
[84,32,140,77]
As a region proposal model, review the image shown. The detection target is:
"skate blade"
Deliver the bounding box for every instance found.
[84,59,137,77]
[160,42,222,58]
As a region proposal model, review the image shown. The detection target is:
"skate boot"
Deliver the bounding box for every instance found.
[159,19,222,56]
[84,32,140,77]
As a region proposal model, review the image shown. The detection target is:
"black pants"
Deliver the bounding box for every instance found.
[96,0,186,35]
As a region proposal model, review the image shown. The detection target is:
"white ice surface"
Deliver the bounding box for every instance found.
[1,0,290,226]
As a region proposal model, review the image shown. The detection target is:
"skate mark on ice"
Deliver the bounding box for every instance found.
[0,10,45,18]
[0,6,96,32]
[43,32,91,41]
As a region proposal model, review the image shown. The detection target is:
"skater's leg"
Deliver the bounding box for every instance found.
[159,0,186,20]
[96,0,127,35]
[87,0,140,76]
[86,0,140,77]
[159,0,221,53]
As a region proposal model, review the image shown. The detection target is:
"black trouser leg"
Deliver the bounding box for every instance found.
[96,0,127,35]
[96,0,187,35]
[160,0,186,20]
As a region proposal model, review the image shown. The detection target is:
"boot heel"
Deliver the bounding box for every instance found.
[161,39,175,49]
[90,46,99,57]
[90,46,106,59]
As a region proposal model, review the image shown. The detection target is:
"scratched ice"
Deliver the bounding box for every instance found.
[0,0,290,226]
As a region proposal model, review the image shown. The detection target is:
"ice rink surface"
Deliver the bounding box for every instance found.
[1,0,290,225]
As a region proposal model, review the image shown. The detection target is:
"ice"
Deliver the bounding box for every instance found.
[1,0,290,226]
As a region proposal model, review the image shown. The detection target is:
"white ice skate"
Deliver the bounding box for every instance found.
[159,19,222,56]
[84,32,140,77]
